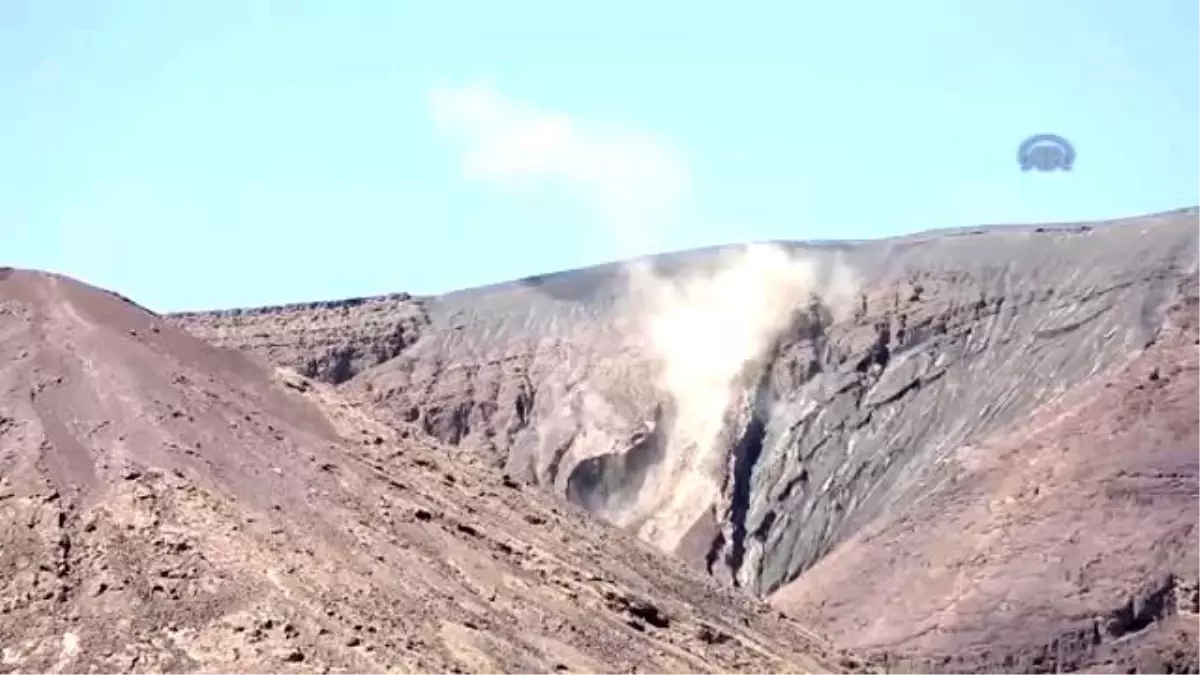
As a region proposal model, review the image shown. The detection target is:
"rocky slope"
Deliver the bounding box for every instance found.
[171,207,1200,672]
[0,268,849,674]
[772,270,1199,673]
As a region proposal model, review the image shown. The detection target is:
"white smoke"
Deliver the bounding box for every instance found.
[428,82,683,255]
[430,83,859,551]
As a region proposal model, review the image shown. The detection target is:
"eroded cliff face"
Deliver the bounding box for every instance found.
[172,208,1200,671]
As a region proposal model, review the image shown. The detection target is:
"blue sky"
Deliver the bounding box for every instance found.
[4,1,1197,311]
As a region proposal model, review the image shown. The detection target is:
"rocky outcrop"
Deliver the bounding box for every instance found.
[171,293,428,385]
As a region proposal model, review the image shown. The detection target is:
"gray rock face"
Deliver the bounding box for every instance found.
[171,207,1200,671]
[341,210,1198,589]
[771,271,1199,672]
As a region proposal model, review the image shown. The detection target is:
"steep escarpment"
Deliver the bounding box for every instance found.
[167,207,1200,671]
[713,232,1193,597]
[344,210,1197,590]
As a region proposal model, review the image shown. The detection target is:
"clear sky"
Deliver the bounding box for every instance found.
[4,1,1198,311]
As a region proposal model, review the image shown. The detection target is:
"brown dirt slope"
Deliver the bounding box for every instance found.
[0,268,851,674]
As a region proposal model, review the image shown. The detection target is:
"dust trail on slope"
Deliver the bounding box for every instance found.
[615,247,859,551]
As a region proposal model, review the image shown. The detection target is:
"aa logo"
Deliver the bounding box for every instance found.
[1018,134,1075,172]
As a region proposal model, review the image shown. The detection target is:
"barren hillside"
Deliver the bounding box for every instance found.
[0,268,850,674]
[171,207,1200,672]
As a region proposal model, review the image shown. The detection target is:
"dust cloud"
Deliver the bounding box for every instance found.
[616,246,860,551]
